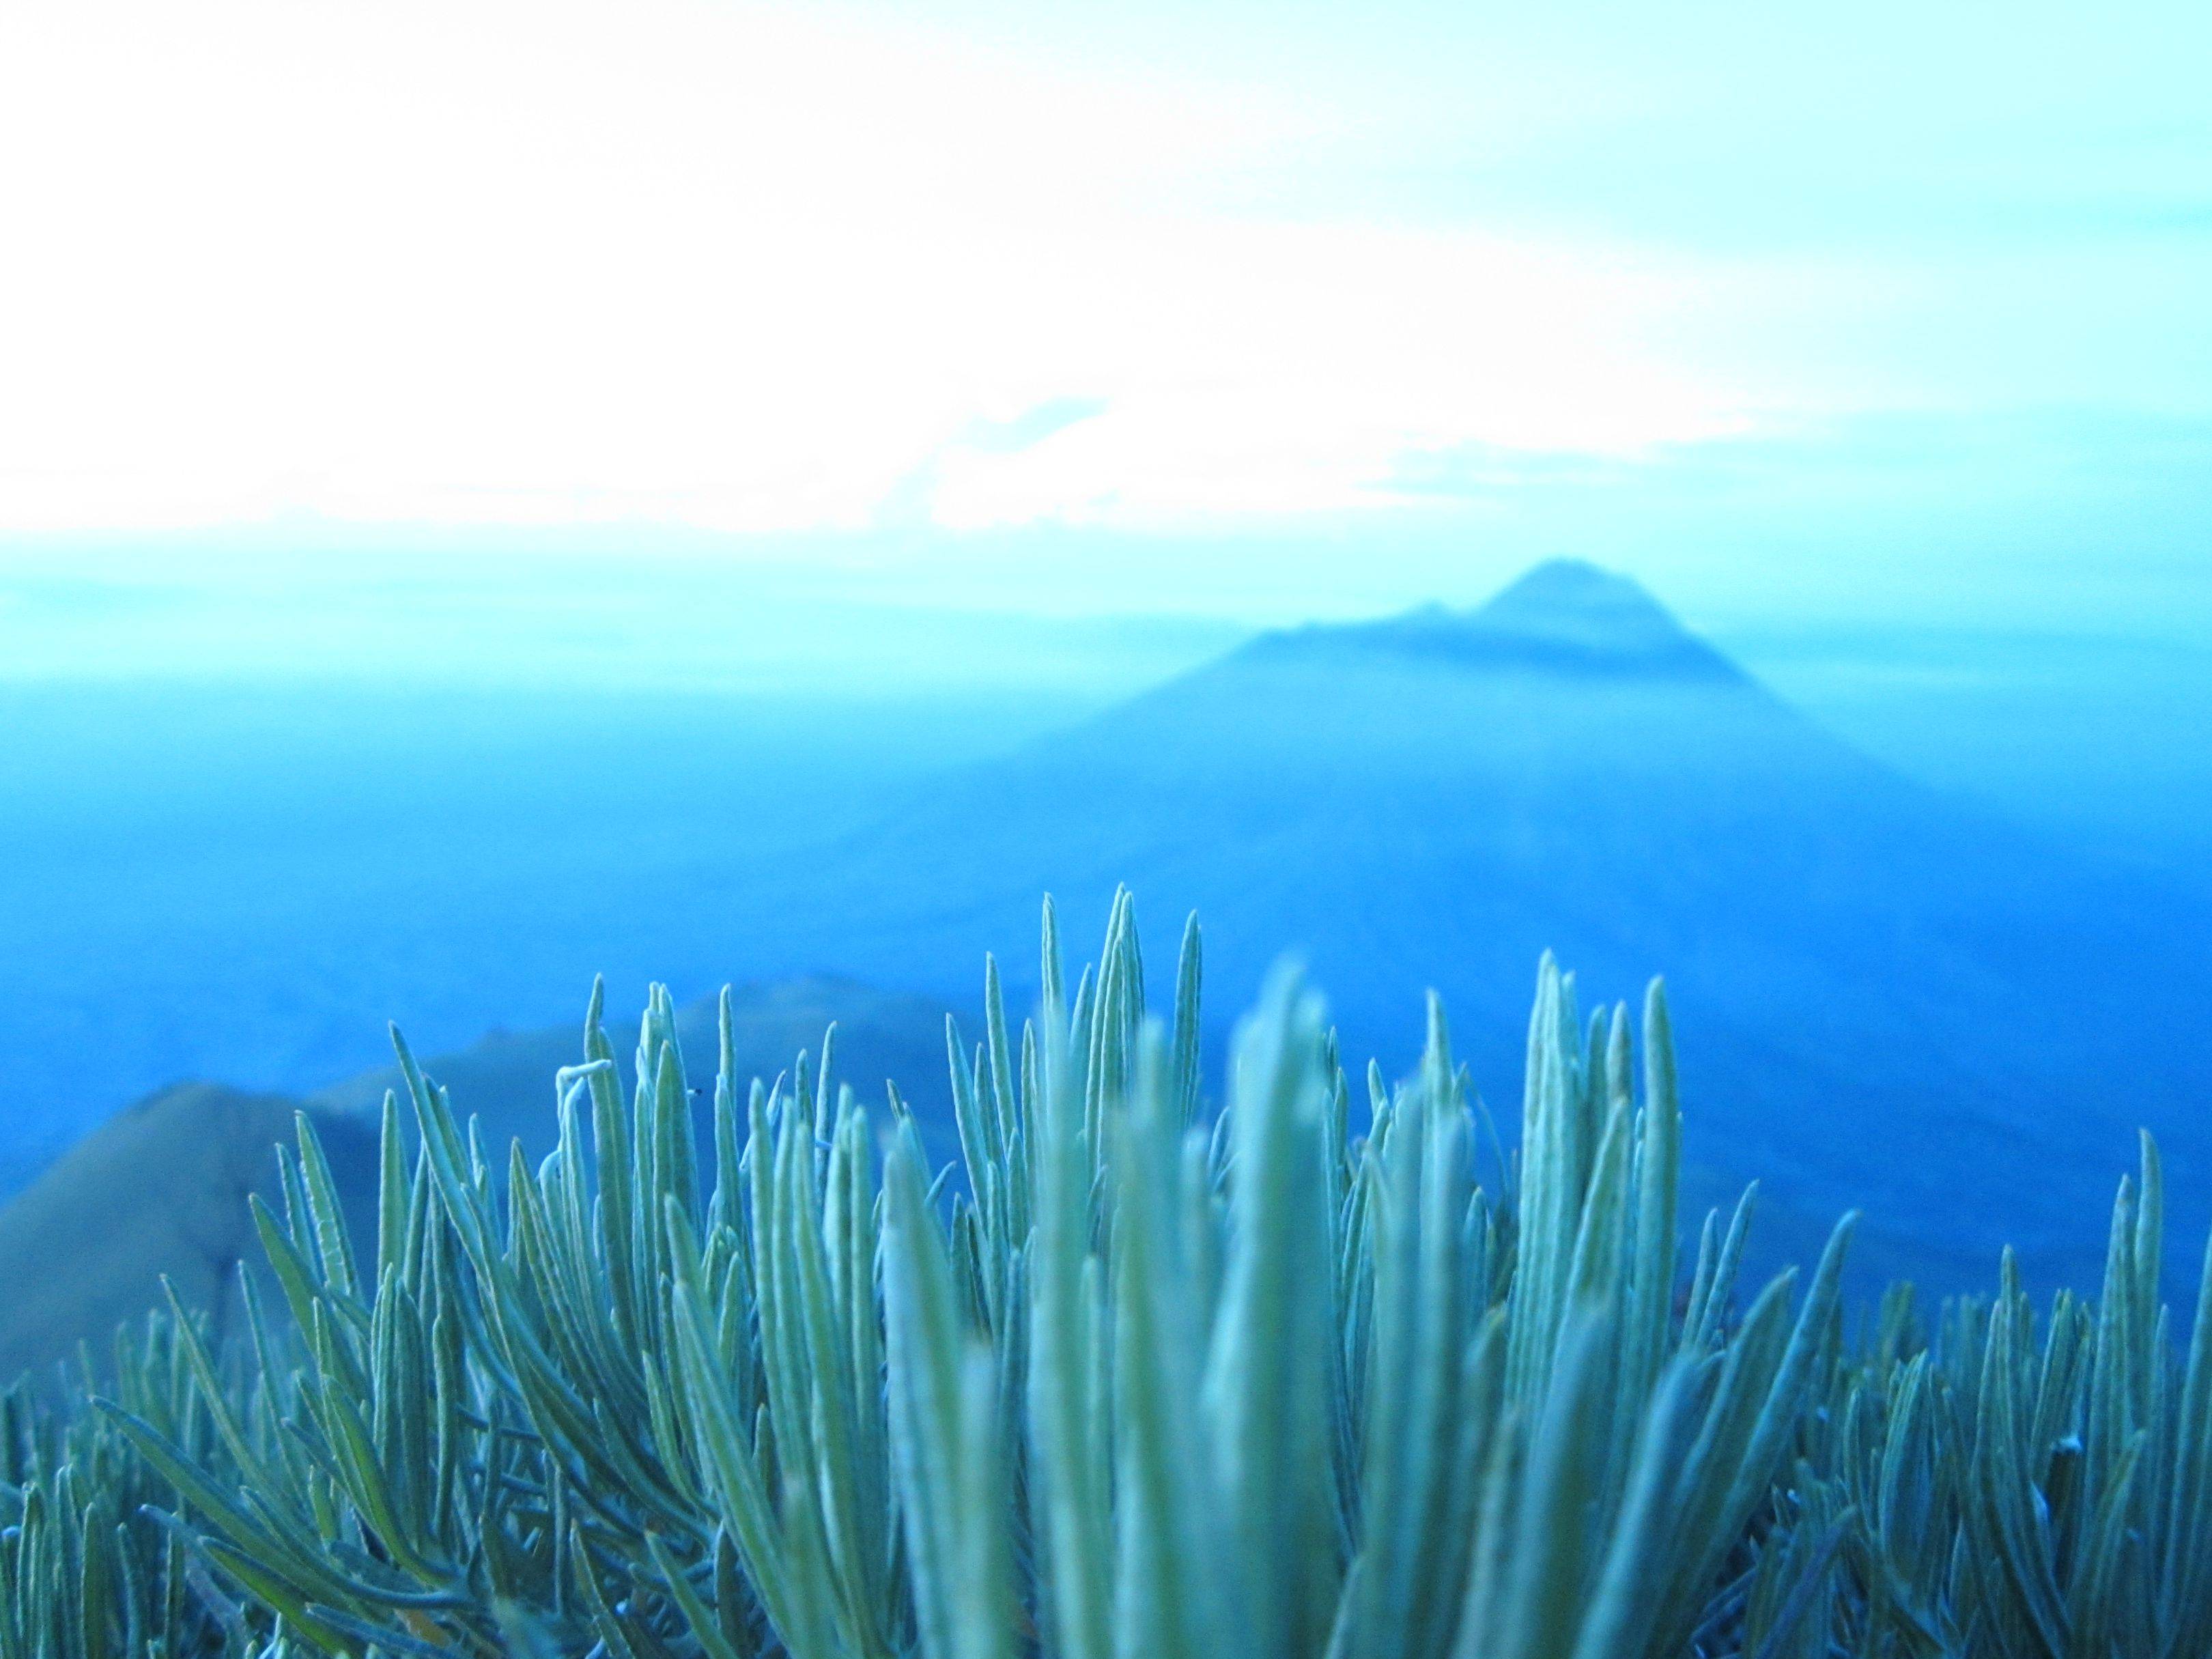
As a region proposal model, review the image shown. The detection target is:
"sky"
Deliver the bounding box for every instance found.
[0,0,2207,645]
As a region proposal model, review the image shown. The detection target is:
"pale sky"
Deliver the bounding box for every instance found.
[0,0,2207,631]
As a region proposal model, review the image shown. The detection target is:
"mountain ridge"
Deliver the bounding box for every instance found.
[696,559,2212,1294]
[0,976,965,1382]
[1240,558,1747,684]
[5,561,2202,1326]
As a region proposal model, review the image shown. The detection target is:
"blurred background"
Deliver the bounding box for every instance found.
[1,0,2208,1367]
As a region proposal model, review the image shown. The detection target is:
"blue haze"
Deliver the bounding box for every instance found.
[1,558,2205,1299]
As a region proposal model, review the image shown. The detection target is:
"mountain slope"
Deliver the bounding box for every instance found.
[309,974,961,1165]
[713,560,2212,1291]
[0,1083,379,1382]
[0,978,960,1382]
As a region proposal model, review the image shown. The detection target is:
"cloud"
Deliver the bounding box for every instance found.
[959,399,1111,455]
[0,0,1750,535]
[1,0,2204,541]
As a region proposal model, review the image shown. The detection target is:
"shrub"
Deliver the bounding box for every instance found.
[2,894,2207,1656]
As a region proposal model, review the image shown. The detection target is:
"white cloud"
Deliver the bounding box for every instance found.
[0,0,1752,535]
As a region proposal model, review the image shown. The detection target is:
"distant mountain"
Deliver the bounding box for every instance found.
[0,978,959,1382]
[0,1083,379,1383]
[709,560,2212,1292]
[310,974,961,1165]
[9,563,2202,1323]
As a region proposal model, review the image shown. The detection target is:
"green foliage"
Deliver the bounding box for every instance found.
[4,894,2211,1656]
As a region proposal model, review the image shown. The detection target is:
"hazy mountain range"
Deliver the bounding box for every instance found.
[4,558,2207,1374]
[707,559,2212,1290]
[0,977,958,1380]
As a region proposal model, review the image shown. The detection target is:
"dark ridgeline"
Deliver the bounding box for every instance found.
[711,558,2212,1294]
[0,978,959,1380]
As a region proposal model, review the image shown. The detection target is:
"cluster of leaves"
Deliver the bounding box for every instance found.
[5,896,2212,1657]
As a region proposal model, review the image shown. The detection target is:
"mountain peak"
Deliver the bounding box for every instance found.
[1464,560,1710,664]
[1246,561,1737,684]
[1480,557,1669,623]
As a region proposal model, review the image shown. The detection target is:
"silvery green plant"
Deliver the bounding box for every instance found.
[1,1315,247,1658]
[1778,1131,2212,1659]
[3,893,2209,1656]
